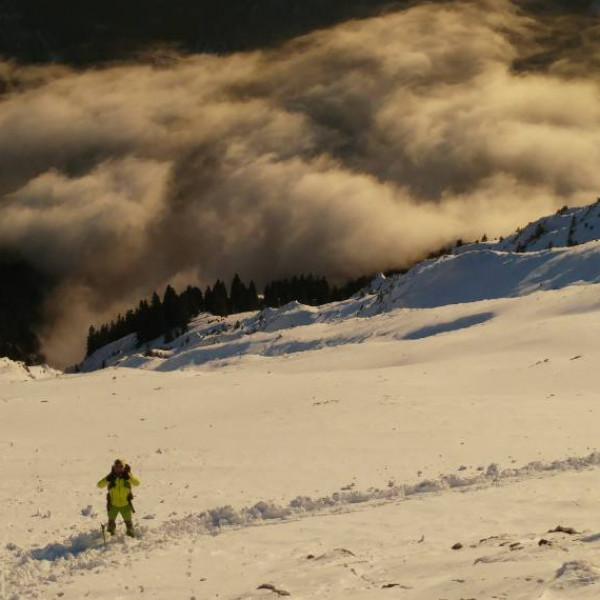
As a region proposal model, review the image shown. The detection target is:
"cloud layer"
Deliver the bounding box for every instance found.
[0,0,599,365]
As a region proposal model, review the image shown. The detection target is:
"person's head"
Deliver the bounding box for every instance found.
[113,459,125,474]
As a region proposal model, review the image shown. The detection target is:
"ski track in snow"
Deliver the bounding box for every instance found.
[4,450,600,598]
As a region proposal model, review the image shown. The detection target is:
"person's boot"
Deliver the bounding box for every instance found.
[107,519,116,535]
[125,520,135,538]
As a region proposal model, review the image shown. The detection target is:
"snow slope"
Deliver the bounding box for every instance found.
[4,202,600,599]
[0,357,60,382]
[82,202,600,374]
[498,200,600,252]
[459,200,600,254]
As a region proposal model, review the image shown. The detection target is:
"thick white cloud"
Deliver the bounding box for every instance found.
[0,0,599,365]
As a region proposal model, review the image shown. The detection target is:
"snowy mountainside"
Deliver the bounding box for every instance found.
[462,199,600,253]
[82,200,600,373]
[500,201,600,251]
[0,356,60,381]
[8,206,600,599]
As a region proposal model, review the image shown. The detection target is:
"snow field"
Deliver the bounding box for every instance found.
[5,203,600,598]
[6,466,600,599]
[2,283,600,597]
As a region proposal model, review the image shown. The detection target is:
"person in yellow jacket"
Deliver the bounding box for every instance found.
[97,458,140,537]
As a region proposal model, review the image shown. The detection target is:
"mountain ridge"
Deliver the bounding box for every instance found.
[80,199,600,373]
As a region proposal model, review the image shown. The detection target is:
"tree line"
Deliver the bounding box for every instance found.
[86,272,377,357]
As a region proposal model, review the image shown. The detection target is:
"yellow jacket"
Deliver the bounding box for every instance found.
[97,472,140,507]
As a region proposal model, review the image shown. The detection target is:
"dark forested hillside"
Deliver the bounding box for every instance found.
[1,0,596,65]
[0,0,398,64]
[0,250,51,364]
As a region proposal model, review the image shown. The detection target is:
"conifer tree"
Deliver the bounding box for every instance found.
[86,326,97,356]
[246,281,259,310]
[212,280,229,316]
[204,285,214,315]
[181,285,204,319]
[230,273,246,313]
[163,284,187,334]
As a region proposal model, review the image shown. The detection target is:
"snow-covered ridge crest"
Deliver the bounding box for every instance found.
[83,200,600,372]
[453,199,600,256]
[499,200,600,253]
